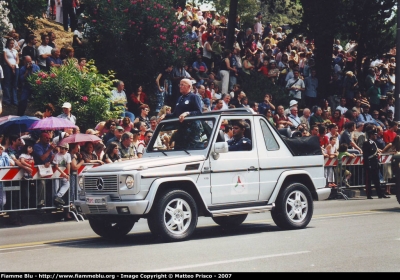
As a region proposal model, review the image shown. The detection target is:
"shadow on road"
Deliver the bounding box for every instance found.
[48,222,287,248]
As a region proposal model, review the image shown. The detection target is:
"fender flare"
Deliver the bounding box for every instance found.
[268,170,316,203]
[143,176,207,214]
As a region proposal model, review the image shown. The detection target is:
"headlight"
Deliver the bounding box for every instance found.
[78,177,84,188]
[126,176,134,189]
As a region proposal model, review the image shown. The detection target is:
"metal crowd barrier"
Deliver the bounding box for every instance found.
[0,155,395,216]
[324,154,394,199]
[0,164,99,221]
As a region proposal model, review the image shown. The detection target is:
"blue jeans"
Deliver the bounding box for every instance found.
[3,65,19,105]
[154,87,165,113]
[18,88,31,116]
[120,110,135,123]
[0,182,5,210]
[229,75,237,92]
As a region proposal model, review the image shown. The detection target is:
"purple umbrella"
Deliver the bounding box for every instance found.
[59,133,102,146]
[29,117,76,130]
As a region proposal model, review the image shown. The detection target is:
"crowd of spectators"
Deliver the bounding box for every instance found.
[0,4,400,217]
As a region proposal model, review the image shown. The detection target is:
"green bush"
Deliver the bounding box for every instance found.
[27,61,120,131]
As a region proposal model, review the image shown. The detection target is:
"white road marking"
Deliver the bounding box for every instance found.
[144,251,310,272]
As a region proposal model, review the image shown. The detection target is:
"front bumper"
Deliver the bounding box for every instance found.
[74,199,149,215]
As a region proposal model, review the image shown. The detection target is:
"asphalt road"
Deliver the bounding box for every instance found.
[1,197,400,272]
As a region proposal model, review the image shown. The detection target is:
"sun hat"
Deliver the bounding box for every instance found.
[289,100,298,107]
[62,102,72,109]
[58,142,69,149]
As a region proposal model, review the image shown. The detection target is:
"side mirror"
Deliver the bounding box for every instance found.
[212,142,228,160]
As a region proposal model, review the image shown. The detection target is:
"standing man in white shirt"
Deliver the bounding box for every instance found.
[37,34,53,71]
[286,69,305,105]
[110,80,135,122]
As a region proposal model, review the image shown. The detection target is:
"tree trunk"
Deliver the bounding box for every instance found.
[300,0,338,101]
[355,36,366,88]
[225,0,238,50]
[314,34,334,100]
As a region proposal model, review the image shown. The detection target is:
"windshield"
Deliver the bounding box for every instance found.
[147,118,215,152]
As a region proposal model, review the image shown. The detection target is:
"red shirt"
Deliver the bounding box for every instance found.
[205,89,212,99]
[383,129,397,144]
[318,134,329,148]
[130,92,148,105]
[259,66,269,76]
[330,116,347,133]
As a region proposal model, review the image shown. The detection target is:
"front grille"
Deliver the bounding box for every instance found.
[88,205,108,213]
[84,175,118,193]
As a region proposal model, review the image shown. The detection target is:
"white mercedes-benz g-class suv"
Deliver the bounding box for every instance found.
[75,108,330,242]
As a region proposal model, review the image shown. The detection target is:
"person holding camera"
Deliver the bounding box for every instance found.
[18,56,40,116]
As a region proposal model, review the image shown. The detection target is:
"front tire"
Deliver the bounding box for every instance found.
[212,214,248,228]
[88,218,135,239]
[271,182,313,230]
[147,189,198,242]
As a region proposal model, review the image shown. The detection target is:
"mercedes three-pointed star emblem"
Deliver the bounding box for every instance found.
[96,178,104,191]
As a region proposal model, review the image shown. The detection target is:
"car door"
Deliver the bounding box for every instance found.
[257,118,293,201]
[210,116,260,204]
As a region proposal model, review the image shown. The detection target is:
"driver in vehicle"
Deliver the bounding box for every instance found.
[227,120,252,151]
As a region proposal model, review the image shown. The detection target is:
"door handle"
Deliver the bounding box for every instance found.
[248,166,258,171]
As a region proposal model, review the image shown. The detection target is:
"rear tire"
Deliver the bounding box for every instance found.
[88,218,135,239]
[271,182,313,230]
[212,214,248,228]
[147,189,198,242]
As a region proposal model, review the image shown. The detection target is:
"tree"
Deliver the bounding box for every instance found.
[298,0,396,95]
[7,0,47,32]
[0,1,12,37]
[342,0,396,83]
[213,0,301,31]
[296,0,344,98]
[83,0,197,98]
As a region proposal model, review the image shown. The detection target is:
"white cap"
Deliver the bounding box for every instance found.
[289,100,298,107]
[62,102,72,109]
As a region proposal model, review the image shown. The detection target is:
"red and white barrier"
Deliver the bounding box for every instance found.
[324,154,392,166]
[0,164,99,181]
